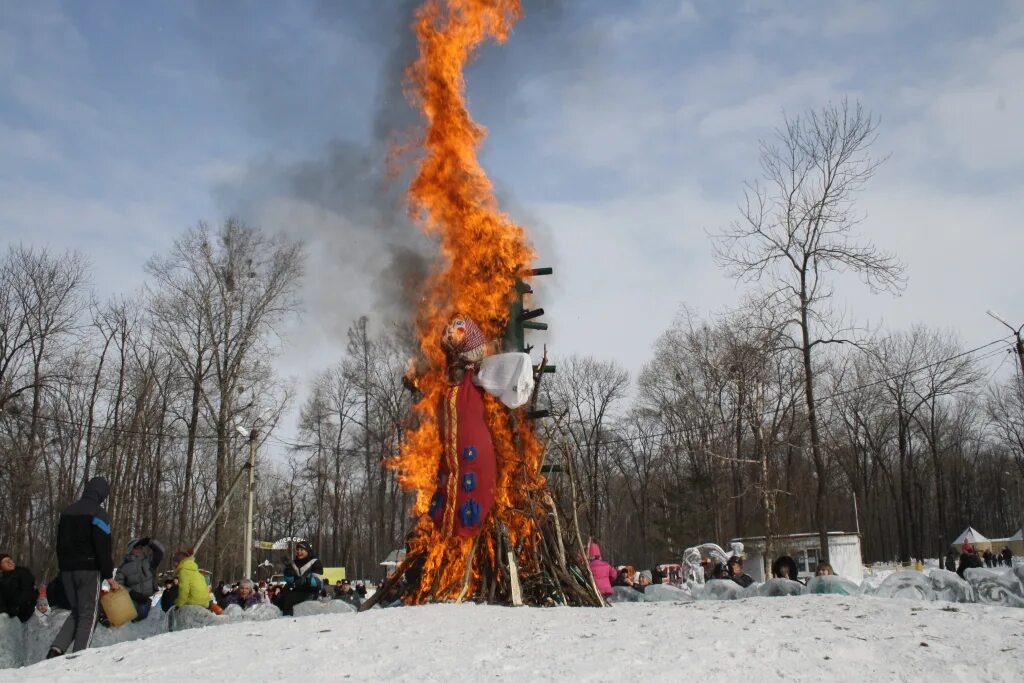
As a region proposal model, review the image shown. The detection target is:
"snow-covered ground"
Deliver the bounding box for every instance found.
[6,596,1023,682]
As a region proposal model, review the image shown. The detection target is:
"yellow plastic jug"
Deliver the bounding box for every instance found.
[100,587,137,627]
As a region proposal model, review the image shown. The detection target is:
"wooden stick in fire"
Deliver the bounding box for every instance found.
[357,547,424,613]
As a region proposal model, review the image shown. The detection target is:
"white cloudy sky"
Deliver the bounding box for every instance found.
[2,0,1023,452]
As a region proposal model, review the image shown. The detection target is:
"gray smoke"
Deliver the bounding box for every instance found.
[202,0,575,353]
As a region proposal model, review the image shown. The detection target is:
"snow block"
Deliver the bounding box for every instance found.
[23,609,67,666]
[806,576,859,596]
[293,599,357,617]
[170,605,220,632]
[695,579,743,601]
[222,603,283,622]
[641,585,694,603]
[751,578,805,598]
[0,614,23,669]
[607,586,645,603]
[963,568,1024,608]
[871,571,937,601]
[924,570,974,603]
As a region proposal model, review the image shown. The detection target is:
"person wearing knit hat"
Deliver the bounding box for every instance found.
[0,552,37,622]
[274,541,324,616]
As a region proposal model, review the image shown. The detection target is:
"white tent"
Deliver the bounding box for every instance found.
[952,527,988,545]
[1009,529,1023,541]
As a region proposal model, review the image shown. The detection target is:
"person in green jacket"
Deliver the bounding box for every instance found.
[172,550,210,608]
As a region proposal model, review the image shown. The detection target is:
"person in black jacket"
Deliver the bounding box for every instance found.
[48,476,119,658]
[771,555,802,584]
[273,541,324,616]
[727,556,754,588]
[1001,546,1013,567]
[0,553,37,622]
[957,543,984,578]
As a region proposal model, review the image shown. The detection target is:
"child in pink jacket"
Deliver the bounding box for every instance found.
[587,542,618,596]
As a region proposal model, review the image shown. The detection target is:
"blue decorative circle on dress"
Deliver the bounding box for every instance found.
[462,445,477,461]
[461,472,476,492]
[459,499,481,527]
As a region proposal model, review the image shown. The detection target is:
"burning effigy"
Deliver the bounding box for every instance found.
[360,0,604,608]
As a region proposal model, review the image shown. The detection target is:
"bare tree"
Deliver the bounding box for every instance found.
[714,100,906,562]
[543,355,630,544]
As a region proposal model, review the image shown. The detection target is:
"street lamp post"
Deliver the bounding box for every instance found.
[236,424,259,581]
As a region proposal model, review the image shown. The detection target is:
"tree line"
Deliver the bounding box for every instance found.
[3,100,1022,584]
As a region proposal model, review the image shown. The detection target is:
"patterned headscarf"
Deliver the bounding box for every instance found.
[441,314,486,363]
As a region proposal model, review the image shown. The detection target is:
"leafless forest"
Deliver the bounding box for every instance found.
[2,103,1022,582]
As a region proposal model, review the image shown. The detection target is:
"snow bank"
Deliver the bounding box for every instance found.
[7,597,1024,682]
[293,599,356,616]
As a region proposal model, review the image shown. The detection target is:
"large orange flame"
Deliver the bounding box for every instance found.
[393,0,548,602]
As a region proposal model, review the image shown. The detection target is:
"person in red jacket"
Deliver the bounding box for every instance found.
[587,542,617,597]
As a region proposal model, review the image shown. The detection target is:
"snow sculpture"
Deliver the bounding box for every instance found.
[681,542,734,586]
[871,571,936,601]
[170,604,220,631]
[963,568,1024,608]
[293,599,356,616]
[806,575,859,596]
[924,569,974,603]
[753,578,806,597]
[695,579,743,601]
[642,584,694,603]
[607,586,645,603]
[0,614,23,668]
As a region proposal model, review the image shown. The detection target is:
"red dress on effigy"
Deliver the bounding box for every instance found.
[430,369,496,538]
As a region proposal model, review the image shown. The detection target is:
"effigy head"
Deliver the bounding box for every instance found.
[442,313,487,365]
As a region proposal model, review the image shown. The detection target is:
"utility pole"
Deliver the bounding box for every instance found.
[239,424,259,580]
[987,310,1024,377]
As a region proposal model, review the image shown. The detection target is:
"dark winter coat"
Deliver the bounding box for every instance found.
[944,551,958,572]
[957,552,983,578]
[115,540,165,603]
[0,565,36,622]
[1002,548,1013,565]
[731,573,754,588]
[46,574,72,610]
[771,555,802,583]
[283,554,325,594]
[56,476,114,578]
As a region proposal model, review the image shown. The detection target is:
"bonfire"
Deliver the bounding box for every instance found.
[360,0,603,609]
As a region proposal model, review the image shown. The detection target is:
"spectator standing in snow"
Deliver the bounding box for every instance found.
[1001,546,1013,567]
[0,553,36,622]
[944,549,959,572]
[226,579,263,609]
[814,563,835,577]
[172,549,210,608]
[983,549,994,568]
[771,555,802,583]
[114,537,164,622]
[700,557,714,582]
[586,542,617,597]
[957,543,983,578]
[48,476,120,659]
[355,582,367,599]
[727,556,753,588]
[274,541,324,616]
